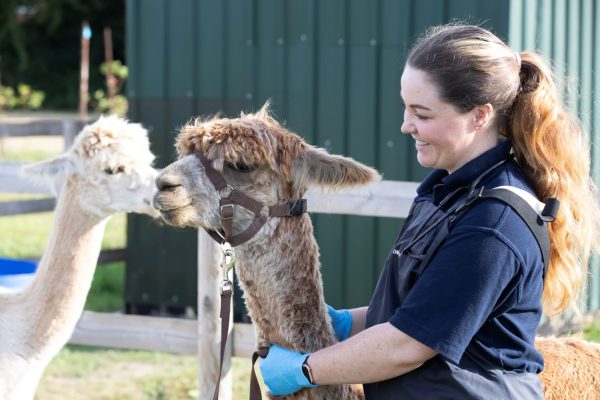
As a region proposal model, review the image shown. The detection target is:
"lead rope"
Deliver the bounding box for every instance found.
[212,246,235,400]
[249,347,270,399]
[211,246,275,400]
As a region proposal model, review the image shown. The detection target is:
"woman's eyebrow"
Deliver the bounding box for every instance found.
[409,103,432,111]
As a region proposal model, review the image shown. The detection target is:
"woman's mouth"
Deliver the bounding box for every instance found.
[415,139,429,150]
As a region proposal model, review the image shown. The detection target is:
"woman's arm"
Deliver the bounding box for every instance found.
[308,322,437,385]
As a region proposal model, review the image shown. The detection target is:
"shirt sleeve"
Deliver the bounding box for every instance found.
[388,227,521,364]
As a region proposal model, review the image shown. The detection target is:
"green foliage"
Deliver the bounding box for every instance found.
[0,83,45,111]
[84,261,125,312]
[93,59,129,116]
[0,0,125,110]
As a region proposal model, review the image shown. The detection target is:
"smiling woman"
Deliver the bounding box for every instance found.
[400,65,499,174]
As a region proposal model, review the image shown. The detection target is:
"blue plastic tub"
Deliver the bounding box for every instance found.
[0,257,37,289]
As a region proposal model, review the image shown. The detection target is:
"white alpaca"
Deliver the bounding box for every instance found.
[0,116,159,400]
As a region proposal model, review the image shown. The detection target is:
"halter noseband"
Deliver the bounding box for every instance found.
[196,153,307,247]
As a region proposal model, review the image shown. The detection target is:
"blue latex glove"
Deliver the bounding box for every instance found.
[326,304,352,341]
[259,344,317,395]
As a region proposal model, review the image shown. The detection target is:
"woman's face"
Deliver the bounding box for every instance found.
[400,65,488,174]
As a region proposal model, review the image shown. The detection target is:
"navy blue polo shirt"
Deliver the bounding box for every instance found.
[387,140,544,373]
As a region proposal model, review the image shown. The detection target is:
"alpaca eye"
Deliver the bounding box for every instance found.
[225,161,254,173]
[104,166,126,175]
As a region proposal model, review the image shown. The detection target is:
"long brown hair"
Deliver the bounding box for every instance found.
[407,24,600,315]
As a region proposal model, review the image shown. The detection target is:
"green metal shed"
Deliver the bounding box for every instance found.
[125,0,600,317]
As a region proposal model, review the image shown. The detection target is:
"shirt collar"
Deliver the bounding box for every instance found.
[416,140,512,203]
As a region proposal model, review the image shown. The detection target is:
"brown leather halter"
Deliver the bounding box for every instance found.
[196,153,307,247]
[196,153,306,400]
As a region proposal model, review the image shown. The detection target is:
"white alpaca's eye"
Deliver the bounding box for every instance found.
[104,166,126,175]
[225,161,254,173]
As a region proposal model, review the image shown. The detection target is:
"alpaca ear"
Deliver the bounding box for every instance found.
[295,146,381,190]
[20,154,76,180]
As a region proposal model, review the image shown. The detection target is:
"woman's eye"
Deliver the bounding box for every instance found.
[415,113,429,120]
[225,161,254,173]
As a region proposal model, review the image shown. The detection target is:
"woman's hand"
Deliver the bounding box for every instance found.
[326,304,352,341]
[259,344,317,395]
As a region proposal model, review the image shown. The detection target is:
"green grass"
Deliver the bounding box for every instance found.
[584,322,600,342]
[36,346,252,400]
[0,135,64,162]
[0,209,126,259]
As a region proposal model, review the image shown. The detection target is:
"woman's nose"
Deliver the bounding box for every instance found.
[400,109,412,135]
[400,118,412,135]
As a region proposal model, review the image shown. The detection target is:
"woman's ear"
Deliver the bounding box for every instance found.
[473,103,494,131]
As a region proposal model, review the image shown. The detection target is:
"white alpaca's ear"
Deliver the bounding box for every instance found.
[295,146,381,190]
[21,154,76,180]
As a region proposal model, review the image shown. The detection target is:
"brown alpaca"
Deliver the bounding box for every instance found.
[153,104,379,399]
[536,336,600,400]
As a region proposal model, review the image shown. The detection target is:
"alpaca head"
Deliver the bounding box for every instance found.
[153,103,381,233]
[22,115,159,218]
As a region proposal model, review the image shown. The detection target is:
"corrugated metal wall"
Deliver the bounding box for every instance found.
[125,0,513,315]
[508,0,600,311]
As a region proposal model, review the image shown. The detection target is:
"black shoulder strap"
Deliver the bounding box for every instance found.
[477,188,559,278]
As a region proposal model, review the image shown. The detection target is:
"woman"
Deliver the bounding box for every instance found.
[260,23,600,399]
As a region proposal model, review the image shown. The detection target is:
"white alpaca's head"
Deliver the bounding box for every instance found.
[21,115,159,218]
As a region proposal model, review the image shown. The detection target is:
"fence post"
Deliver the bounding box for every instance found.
[62,119,79,151]
[197,230,233,400]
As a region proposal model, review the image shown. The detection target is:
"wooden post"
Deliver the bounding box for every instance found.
[103,27,117,110]
[197,230,233,400]
[62,119,79,151]
[79,22,91,120]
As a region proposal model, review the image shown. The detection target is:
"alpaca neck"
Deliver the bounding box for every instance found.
[235,215,333,349]
[22,177,109,354]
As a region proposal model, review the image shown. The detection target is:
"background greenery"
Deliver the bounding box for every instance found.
[0,0,125,110]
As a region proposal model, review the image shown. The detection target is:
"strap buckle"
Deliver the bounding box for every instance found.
[220,204,235,220]
[289,199,307,216]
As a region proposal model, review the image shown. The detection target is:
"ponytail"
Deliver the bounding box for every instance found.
[509,52,600,315]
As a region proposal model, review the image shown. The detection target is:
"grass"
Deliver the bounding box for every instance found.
[0,135,64,162]
[35,346,253,400]
[584,322,600,342]
[0,209,126,259]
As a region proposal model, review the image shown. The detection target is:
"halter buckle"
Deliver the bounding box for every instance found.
[220,204,235,219]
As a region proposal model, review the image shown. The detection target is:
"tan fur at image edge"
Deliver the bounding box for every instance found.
[536,337,600,400]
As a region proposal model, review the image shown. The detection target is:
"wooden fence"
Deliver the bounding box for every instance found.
[0,116,86,215]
